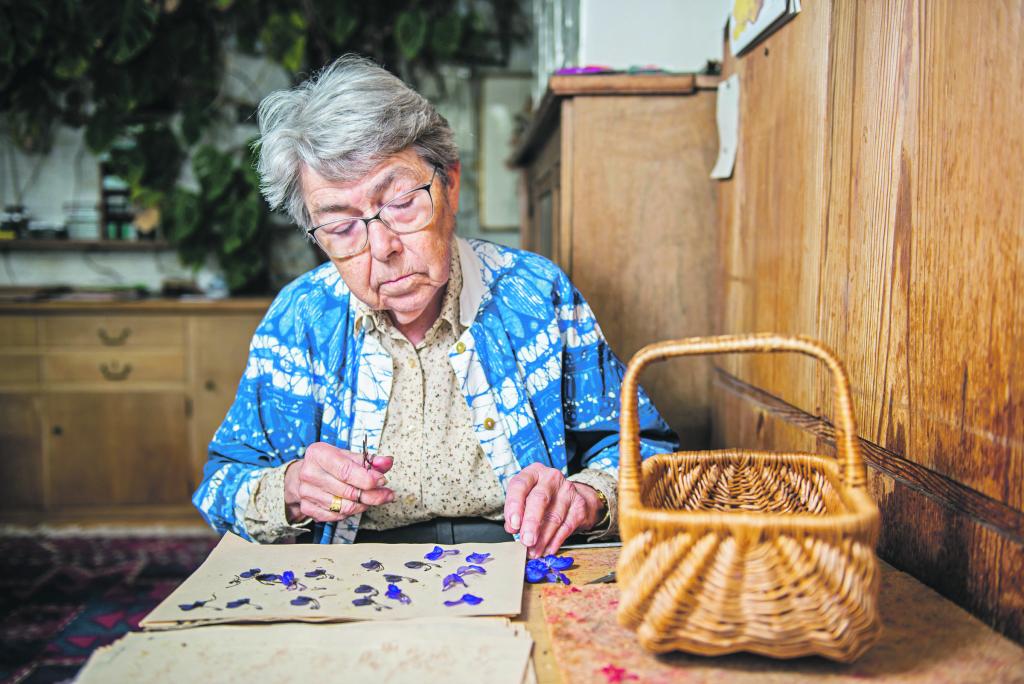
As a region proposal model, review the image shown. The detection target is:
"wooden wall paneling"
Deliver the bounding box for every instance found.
[716,0,835,446]
[568,94,717,444]
[0,316,36,346]
[827,0,1024,508]
[557,99,573,274]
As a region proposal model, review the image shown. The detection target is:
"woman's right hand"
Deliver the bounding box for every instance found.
[283,442,395,522]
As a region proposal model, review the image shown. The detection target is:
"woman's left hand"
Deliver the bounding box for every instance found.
[503,463,605,558]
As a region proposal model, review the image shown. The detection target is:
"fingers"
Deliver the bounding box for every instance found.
[504,462,543,534]
[533,482,581,557]
[542,492,590,556]
[295,442,396,522]
[518,467,563,552]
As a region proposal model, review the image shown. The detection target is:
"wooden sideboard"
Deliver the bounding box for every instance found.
[512,73,720,446]
[0,298,269,524]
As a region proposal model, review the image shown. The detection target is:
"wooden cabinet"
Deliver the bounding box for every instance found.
[513,74,720,445]
[0,299,267,523]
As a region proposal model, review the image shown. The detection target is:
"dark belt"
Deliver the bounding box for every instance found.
[354,517,514,545]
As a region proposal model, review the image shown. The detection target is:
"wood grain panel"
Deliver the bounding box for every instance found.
[0,317,36,346]
[43,351,186,385]
[46,392,192,506]
[40,315,185,348]
[717,0,834,419]
[568,93,717,444]
[0,352,40,385]
[0,393,44,509]
[189,315,261,479]
[818,0,1024,507]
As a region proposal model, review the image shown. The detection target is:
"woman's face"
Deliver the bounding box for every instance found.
[301,150,461,330]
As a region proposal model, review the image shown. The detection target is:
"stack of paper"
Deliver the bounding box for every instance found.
[77,619,536,684]
[142,533,527,629]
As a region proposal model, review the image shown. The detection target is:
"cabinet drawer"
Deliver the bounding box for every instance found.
[43,351,186,385]
[0,318,37,347]
[40,316,185,348]
[0,353,40,385]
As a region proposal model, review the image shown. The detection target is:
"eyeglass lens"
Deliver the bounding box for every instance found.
[313,186,434,258]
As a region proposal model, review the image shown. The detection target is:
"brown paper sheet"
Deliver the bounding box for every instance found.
[142,533,526,629]
[78,618,534,684]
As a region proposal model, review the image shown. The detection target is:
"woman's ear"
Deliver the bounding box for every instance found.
[444,162,462,215]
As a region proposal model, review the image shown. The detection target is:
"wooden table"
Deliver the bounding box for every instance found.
[519,547,620,684]
[520,547,1024,684]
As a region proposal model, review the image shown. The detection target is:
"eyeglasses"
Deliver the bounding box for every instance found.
[306,166,438,259]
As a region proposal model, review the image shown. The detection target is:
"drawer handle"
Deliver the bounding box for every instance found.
[99,361,133,381]
[98,327,132,346]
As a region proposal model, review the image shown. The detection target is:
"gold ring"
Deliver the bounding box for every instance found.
[329,495,343,513]
[356,489,363,505]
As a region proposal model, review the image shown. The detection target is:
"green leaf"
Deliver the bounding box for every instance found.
[281,34,306,74]
[164,189,202,244]
[104,2,158,64]
[192,145,234,201]
[53,55,90,80]
[260,10,307,73]
[395,10,427,60]
[431,11,463,59]
[330,8,358,46]
[84,113,122,153]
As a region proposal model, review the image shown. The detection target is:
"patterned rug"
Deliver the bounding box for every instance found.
[0,532,217,684]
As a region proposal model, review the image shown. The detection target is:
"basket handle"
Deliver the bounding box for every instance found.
[619,334,866,508]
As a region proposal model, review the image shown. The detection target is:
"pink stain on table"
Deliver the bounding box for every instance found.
[600,664,639,682]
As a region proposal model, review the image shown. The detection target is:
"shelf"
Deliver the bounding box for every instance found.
[0,239,171,252]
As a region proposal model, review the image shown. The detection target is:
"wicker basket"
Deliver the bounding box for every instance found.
[616,334,881,662]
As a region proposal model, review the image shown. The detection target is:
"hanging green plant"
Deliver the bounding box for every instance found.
[0,0,529,293]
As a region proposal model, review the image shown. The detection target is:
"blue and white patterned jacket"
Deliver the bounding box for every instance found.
[193,238,677,542]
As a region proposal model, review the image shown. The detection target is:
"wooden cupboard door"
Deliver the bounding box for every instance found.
[0,394,44,510]
[189,315,261,478]
[45,393,193,506]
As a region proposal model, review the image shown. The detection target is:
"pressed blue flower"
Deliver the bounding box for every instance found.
[385,583,412,604]
[361,560,384,571]
[544,555,575,571]
[178,594,218,611]
[281,570,296,586]
[384,574,419,584]
[352,597,373,607]
[225,598,261,610]
[525,555,574,584]
[354,584,377,595]
[442,573,467,591]
[255,573,280,584]
[424,545,459,561]
[443,593,484,607]
[457,564,487,576]
[404,561,440,571]
[465,552,492,564]
[238,568,261,579]
[304,568,326,578]
[290,596,320,609]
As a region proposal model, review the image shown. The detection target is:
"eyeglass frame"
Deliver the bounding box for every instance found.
[305,165,440,258]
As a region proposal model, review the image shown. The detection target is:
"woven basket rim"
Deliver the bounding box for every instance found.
[620,486,879,535]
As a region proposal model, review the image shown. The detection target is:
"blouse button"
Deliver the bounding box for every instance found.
[483,417,496,430]
[455,341,466,354]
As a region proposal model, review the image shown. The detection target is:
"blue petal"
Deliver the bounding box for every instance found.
[226,598,250,609]
[424,546,445,561]
[239,568,260,578]
[354,584,376,594]
[457,564,487,576]
[443,573,467,590]
[361,560,383,571]
[545,555,574,571]
[466,552,491,564]
[352,597,373,607]
[281,570,296,586]
[461,594,484,605]
[304,568,326,578]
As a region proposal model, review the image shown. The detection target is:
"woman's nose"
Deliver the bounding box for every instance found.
[367,219,403,261]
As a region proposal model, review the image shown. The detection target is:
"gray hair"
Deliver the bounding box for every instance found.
[255,55,459,228]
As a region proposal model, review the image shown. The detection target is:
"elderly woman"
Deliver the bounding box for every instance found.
[193,56,676,557]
